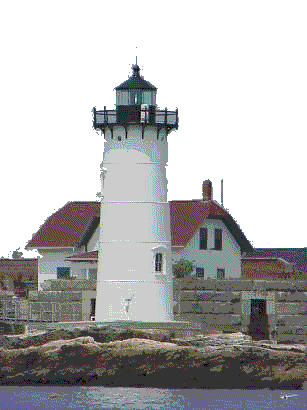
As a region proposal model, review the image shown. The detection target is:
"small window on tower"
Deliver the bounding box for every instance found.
[155,253,163,272]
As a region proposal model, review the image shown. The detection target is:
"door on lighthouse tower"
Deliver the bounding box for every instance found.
[90,298,96,321]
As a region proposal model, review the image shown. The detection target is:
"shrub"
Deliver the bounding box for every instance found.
[172,259,196,278]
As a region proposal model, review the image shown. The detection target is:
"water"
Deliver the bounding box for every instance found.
[0,387,306,410]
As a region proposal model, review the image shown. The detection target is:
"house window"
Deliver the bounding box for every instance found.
[57,267,70,279]
[214,229,222,250]
[199,228,208,250]
[196,268,204,278]
[155,253,163,272]
[217,268,225,280]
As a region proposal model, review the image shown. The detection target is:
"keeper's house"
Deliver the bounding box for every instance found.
[26,180,253,291]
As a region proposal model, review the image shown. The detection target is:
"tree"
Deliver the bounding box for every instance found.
[172,258,196,278]
[11,248,23,259]
[291,266,307,281]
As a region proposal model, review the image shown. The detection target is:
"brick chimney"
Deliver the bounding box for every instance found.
[202,180,212,201]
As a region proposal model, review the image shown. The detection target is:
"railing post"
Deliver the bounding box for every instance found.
[176,108,178,129]
[93,107,96,129]
[104,106,107,123]
[165,107,167,125]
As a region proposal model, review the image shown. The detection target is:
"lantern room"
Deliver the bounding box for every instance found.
[93,63,178,136]
[115,64,157,107]
[115,63,157,124]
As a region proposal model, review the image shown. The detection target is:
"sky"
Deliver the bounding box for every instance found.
[0,1,306,259]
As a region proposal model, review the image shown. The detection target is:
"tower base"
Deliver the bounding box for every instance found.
[95,278,174,322]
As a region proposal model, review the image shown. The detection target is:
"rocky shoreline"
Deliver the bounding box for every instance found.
[0,327,306,390]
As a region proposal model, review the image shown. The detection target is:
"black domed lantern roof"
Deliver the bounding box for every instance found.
[115,64,157,91]
[115,63,157,107]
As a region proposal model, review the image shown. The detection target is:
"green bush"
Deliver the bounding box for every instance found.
[172,259,196,278]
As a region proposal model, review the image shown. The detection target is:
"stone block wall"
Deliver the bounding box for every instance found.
[173,278,307,340]
[276,302,307,315]
[173,287,242,331]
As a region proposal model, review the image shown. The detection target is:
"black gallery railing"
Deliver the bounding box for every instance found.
[93,107,178,129]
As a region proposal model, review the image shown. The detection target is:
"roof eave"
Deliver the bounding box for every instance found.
[78,216,100,248]
[208,214,253,253]
[26,246,77,250]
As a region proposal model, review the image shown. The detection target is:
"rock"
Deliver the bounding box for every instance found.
[173,331,252,347]
[0,334,306,390]
[0,325,182,351]
[0,326,136,350]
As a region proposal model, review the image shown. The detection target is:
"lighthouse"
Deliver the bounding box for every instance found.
[93,62,178,322]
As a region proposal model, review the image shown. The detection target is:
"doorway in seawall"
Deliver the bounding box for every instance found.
[248,299,270,340]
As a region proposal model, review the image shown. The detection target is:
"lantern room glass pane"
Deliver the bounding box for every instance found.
[143,91,152,105]
[116,91,129,105]
[130,89,142,105]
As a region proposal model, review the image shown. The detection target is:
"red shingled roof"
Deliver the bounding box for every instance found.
[0,259,38,282]
[26,199,252,252]
[26,202,100,248]
[65,251,98,261]
[244,248,307,273]
[170,199,252,251]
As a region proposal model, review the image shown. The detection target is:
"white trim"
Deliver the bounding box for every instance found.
[100,241,170,244]
[103,280,147,283]
[151,245,168,252]
[27,247,76,250]
[103,201,169,204]
[67,258,98,262]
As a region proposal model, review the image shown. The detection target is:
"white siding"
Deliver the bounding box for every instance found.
[172,219,241,279]
[37,248,75,290]
[70,262,98,279]
[87,226,100,251]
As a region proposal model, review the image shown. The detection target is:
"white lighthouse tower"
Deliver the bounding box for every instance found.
[93,62,178,322]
